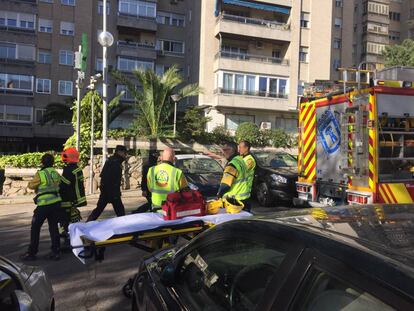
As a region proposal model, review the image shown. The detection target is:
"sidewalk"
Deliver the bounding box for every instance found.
[0,189,141,206]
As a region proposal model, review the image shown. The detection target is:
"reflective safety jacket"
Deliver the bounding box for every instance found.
[147,162,187,209]
[60,163,87,208]
[36,168,62,206]
[242,153,256,198]
[223,156,250,201]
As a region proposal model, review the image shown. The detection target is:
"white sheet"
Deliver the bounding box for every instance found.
[69,211,252,262]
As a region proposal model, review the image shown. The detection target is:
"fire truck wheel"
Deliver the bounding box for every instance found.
[256,183,273,207]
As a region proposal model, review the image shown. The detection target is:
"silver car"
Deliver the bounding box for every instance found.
[0,256,54,311]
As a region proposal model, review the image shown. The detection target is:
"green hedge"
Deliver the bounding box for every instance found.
[0,152,63,169]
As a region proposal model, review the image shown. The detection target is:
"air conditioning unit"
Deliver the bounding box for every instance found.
[256,41,264,49]
[260,122,272,130]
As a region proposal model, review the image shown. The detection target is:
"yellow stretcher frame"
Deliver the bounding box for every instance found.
[75,220,214,261]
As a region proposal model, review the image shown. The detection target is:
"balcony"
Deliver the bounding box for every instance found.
[214,88,291,111]
[117,12,157,32]
[362,33,390,45]
[116,40,156,60]
[0,25,36,34]
[214,51,290,76]
[215,13,290,42]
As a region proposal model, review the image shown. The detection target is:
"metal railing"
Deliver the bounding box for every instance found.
[117,40,155,50]
[117,11,156,21]
[215,88,288,99]
[215,51,289,65]
[218,12,289,30]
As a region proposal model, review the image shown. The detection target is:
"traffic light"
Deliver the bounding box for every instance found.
[81,33,88,73]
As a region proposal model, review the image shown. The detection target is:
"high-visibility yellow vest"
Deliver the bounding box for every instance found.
[148,163,184,209]
[224,156,250,201]
[36,168,61,206]
[242,154,256,197]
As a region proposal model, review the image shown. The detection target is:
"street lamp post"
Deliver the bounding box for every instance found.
[98,0,114,165]
[87,73,101,194]
[170,94,181,137]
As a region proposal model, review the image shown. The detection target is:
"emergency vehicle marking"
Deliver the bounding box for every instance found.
[317,110,341,154]
[298,103,316,182]
[368,97,376,194]
[378,184,414,203]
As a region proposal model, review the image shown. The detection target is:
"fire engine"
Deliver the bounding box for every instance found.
[296,66,414,206]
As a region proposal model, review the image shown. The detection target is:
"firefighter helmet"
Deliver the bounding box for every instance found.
[223,197,244,214]
[61,147,80,163]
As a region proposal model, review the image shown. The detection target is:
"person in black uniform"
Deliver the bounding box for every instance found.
[86,145,127,221]
[131,150,159,214]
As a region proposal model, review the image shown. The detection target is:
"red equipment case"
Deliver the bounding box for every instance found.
[162,190,206,220]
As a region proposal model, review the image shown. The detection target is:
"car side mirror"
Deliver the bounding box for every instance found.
[160,263,177,287]
[12,290,35,311]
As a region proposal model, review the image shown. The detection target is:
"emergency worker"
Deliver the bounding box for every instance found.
[238,140,256,211]
[86,145,127,221]
[217,141,250,211]
[59,147,86,247]
[20,154,61,261]
[147,147,188,212]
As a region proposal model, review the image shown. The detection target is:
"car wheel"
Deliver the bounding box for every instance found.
[256,183,273,207]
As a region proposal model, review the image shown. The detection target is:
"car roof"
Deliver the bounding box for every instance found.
[175,154,213,160]
[259,204,414,271]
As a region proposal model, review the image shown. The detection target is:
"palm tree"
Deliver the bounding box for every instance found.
[113,65,200,137]
[40,98,74,125]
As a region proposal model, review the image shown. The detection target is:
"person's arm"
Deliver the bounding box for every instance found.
[141,163,149,194]
[146,167,153,193]
[28,172,41,191]
[179,173,189,190]
[217,164,238,198]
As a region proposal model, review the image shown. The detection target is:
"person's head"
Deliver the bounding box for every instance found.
[221,141,238,160]
[161,147,175,163]
[61,147,80,164]
[41,153,54,168]
[238,140,251,156]
[115,145,127,160]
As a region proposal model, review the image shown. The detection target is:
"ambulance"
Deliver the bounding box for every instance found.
[296,67,414,206]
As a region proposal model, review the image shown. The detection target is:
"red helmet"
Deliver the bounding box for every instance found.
[61,147,80,163]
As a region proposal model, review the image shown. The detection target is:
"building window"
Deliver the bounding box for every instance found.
[96,58,103,71]
[38,18,53,33]
[0,11,36,30]
[58,80,73,96]
[98,1,110,15]
[333,59,341,70]
[60,21,74,36]
[0,42,33,62]
[155,64,170,76]
[156,39,184,54]
[333,39,341,49]
[116,84,135,101]
[59,50,74,65]
[411,8,414,19]
[300,12,310,28]
[299,47,308,62]
[225,114,255,131]
[367,2,389,15]
[0,73,33,92]
[389,31,400,41]
[275,117,297,133]
[0,42,16,59]
[35,109,46,124]
[118,0,156,18]
[389,11,401,21]
[0,105,33,123]
[156,11,185,27]
[366,42,386,55]
[61,0,75,6]
[117,56,154,72]
[38,50,52,64]
[335,0,343,7]
[334,18,342,28]
[40,0,54,3]
[36,78,51,94]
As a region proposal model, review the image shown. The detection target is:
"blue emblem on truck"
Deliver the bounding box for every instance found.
[317,110,341,154]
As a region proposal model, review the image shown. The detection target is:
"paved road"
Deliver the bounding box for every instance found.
[0,193,300,310]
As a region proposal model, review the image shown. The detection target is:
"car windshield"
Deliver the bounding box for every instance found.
[254,152,297,168]
[176,157,223,174]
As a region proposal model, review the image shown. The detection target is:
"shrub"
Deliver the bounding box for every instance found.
[0,152,63,169]
[209,125,234,144]
[235,122,261,145]
[271,129,291,148]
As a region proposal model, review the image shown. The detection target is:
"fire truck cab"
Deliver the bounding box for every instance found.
[297,67,414,206]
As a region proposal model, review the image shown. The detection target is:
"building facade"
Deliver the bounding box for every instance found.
[2,0,414,153]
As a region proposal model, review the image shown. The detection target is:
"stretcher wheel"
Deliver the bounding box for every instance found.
[123,278,134,298]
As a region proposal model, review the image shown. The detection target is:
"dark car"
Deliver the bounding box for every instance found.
[131,204,414,311]
[175,154,223,200]
[252,151,298,207]
[0,256,54,311]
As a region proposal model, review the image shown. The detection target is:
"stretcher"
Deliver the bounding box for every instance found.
[69,211,252,263]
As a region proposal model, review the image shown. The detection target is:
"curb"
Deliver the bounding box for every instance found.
[0,189,141,206]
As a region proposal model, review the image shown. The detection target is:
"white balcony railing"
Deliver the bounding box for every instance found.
[217,12,290,31]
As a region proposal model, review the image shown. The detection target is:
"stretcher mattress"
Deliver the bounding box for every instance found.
[69,211,252,261]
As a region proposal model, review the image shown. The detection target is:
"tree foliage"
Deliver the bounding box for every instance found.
[0,152,63,169]
[113,65,200,137]
[235,122,261,145]
[383,39,414,67]
[177,107,211,141]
